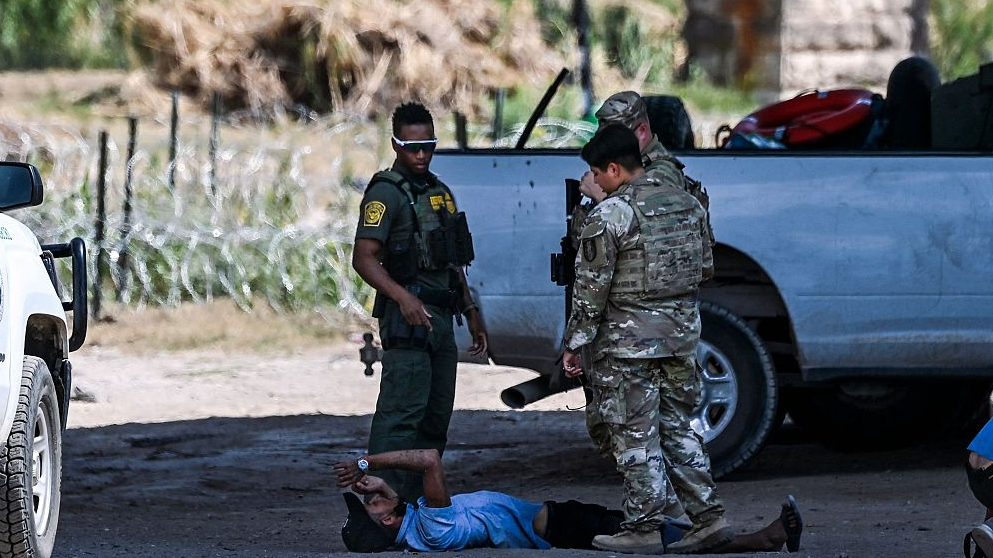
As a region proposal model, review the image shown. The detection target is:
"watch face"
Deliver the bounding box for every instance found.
[358,459,369,471]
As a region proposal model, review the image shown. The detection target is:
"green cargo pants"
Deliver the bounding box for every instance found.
[368,302,458,501]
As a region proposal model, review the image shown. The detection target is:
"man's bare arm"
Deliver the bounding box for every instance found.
[350,475,398,501]
[352,238,432,329]
[333,449,451,508]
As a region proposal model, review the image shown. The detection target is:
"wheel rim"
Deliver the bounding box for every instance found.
[691,340,739,443]
[32,402,54,535]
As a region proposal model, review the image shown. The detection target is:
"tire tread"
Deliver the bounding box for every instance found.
[0,356,60,558]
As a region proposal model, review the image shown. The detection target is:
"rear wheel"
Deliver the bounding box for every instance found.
[696,302,778,477]
[0,357,62,558]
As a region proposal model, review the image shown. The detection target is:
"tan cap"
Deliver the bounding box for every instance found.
[595,91,648,129]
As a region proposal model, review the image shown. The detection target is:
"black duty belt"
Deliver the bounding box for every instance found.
[407,286,459,310]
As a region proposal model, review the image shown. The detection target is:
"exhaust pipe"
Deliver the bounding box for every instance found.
[500,376,576,409]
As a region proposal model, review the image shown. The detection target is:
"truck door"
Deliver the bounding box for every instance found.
[433,151,586,375]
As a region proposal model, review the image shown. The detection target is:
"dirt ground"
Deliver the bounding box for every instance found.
[52,327,984,558]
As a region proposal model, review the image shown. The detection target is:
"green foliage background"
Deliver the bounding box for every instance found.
[0,0,130,69]
[930,0,993,80]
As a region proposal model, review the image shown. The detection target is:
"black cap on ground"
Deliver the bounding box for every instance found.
[341,492,395,553]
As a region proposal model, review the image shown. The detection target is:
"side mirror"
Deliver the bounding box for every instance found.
[0,162,43,212]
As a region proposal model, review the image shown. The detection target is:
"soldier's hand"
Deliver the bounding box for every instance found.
[398,291,433,330]
[467,311,488,357]
[562,350,583,378]
[580,171,607,203]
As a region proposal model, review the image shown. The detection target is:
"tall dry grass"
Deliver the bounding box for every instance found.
[127,0,563,116]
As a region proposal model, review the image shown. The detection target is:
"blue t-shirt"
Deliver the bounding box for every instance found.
[969,417,993,460]
[395,491,552,551]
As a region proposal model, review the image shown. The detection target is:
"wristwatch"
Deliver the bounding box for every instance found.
[357,458,370,473]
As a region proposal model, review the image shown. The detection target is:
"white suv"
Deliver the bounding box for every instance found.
[0,162,86,558]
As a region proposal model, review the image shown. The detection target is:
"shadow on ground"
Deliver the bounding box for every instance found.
[54,410,977,558]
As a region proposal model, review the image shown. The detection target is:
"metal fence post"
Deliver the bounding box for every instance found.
[491,88,506,142]
[116,117,138,302]
[209,92,221,197]
[92,130,109,319]
[168,90,179,191]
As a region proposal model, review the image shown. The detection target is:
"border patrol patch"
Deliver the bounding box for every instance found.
[363,201,386,227]
[444,193,456,213]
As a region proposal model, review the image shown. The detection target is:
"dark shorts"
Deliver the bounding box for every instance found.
[968,461,993,510]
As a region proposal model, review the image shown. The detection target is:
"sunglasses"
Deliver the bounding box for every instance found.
[392,136,439,153]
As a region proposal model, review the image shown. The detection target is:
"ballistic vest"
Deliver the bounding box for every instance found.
[371,170,474,285]
[642,138,715,247]
[609,175,706,298]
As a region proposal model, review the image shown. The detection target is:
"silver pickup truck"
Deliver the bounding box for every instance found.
[434,148,993,476]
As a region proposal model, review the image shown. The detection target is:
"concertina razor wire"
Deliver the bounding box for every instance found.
[0,111,595,320]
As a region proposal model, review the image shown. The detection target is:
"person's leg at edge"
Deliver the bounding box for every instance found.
[967,453,993,557]
[590,357,670,553]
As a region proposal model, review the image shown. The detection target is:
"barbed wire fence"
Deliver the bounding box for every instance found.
[1,103,594,322]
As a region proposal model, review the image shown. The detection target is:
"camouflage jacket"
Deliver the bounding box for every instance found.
[564,173,712,360]
[569,136,714,250]
[643,136,715,246]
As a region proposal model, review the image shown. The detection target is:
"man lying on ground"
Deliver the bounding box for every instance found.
[332,449,802,553]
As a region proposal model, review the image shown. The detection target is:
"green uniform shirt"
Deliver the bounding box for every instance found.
[355,162,457,291]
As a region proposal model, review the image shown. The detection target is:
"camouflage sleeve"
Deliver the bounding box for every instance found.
[568,203,593,250]
[646,160,686,191]
[700,206,714,281]
[564,200,631,351]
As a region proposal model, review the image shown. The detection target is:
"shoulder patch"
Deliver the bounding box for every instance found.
[582,238,599,262]
[363,201,386,227]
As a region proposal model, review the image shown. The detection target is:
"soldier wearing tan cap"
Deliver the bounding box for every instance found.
[582,92,711,245]
[566,95,725,554]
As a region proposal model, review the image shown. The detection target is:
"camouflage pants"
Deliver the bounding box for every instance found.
[587,354,725,527]
[586,355,670,532]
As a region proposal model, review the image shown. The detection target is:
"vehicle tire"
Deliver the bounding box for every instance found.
[787,378,991,450]
[643,95,695,150]
[696,302,778,478]
[0,357,62,558]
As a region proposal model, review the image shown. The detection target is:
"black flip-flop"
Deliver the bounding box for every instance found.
[781,494,803,553]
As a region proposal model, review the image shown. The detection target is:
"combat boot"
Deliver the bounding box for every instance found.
[665,516,734,554]
[592,529,666,554]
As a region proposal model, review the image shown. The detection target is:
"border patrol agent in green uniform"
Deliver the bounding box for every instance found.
[563,125,732,554]
[352,103,488,502]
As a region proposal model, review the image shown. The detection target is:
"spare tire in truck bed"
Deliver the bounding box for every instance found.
[884,56,941,149]
[644,95,695,149]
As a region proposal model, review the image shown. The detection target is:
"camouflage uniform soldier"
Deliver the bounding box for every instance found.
[576,91,719,502]
[562,125,732,554]
[352,103,488,502]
